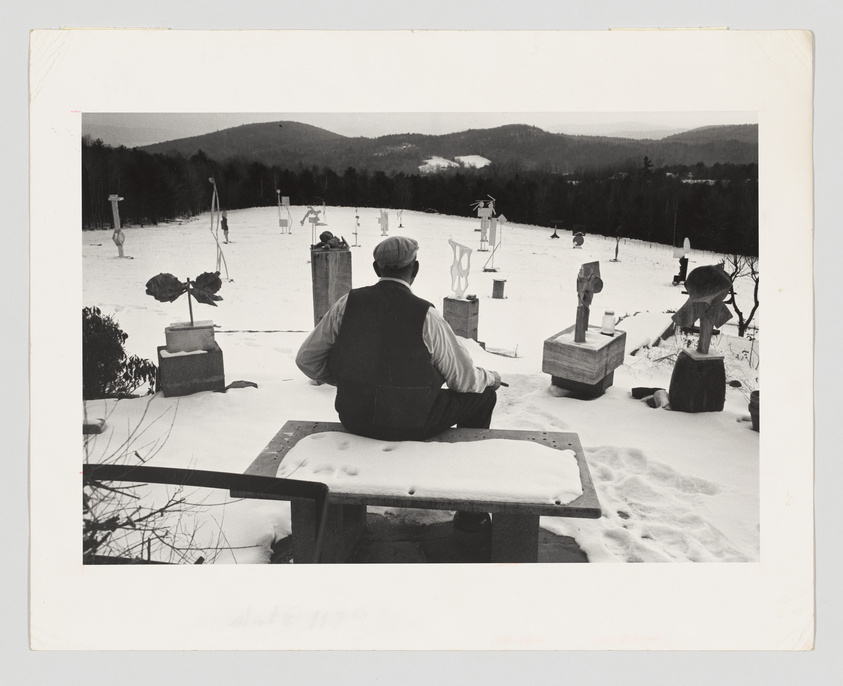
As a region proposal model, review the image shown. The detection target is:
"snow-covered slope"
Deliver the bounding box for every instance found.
[82,206,760,564]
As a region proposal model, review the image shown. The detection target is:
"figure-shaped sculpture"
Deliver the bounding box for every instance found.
[479,221,489,251]
[472,195,496,218]
[472,196,496,233]
[301,205,327,245]
[671,265,732,354]
[448,238,472,299]
[378,210,389,236]
[108,194,125,258]
[277,192,293,233]
[574,261,604,343]
[300,206,324,227]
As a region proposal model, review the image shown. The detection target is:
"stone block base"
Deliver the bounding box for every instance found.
[157,344,225,397]
[542,325,626,391]
[443,297,479,341]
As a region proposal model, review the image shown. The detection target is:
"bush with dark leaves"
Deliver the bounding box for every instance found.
[82,307,157,400]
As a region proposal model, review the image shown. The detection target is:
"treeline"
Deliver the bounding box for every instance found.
[82,136,758,256]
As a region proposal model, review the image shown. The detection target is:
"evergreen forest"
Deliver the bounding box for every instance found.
[82,136,758,256]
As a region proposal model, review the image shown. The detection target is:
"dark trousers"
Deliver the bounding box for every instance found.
[342,387,497,442]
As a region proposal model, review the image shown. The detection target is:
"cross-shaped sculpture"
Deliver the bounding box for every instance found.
[671,265,733,354]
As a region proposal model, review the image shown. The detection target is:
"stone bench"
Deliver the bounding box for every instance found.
[236,420,602,564]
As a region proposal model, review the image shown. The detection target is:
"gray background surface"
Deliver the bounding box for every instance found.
[7,1,837,682]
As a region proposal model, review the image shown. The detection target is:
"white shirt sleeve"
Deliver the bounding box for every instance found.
[294,294,348,385]
[423,306,495,393]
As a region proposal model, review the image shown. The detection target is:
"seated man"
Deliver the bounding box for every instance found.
[296,236,502,531]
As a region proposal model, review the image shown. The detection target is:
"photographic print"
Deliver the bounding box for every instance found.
[79,110,760,566]
[30,30,813,650]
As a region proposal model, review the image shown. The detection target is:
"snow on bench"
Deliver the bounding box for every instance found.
[237,420,602,563]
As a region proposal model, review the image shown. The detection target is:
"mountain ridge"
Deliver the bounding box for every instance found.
[137,120,758,174]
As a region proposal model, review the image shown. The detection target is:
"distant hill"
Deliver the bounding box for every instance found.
[139,121,758,174]
[661,124,758,145]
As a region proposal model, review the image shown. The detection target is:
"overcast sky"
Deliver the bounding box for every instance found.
[81,111,757,148]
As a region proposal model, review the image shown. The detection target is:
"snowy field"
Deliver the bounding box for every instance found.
[82,205,760,564]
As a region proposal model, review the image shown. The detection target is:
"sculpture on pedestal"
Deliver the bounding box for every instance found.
[668,264,733,412]
[541,259,625,397]
[145,271,225,396]
[444,239,478,341]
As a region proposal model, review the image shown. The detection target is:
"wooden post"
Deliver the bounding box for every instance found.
[574,304,590,343]
[311,249,352,325]
[492,513,540,563]
[697,316,714,354]
[291,500,366,564]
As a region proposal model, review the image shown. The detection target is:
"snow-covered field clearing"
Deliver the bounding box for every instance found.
[82,205,760,564]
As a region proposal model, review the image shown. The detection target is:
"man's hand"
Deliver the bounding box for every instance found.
[489,371,503,390]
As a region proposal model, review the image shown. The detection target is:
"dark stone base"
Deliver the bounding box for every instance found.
[157,344,225,397]
[668,349,726,413]
[551,371,614,398]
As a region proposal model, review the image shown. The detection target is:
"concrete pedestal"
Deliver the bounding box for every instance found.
[542,325,626,397]
[668,348,726,413]
[157,344,225,397]
[443,297,479,341]
[311,249,352,325]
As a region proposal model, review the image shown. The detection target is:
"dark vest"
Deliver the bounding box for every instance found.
[328,281,445,433]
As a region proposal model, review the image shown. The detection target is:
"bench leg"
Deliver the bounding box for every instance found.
[491,513,540,563]
[291,500,367,564]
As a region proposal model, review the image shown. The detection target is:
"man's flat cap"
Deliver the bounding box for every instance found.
[373,236,419,269]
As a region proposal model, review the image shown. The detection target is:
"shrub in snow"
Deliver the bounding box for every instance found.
[82,307,157,400]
